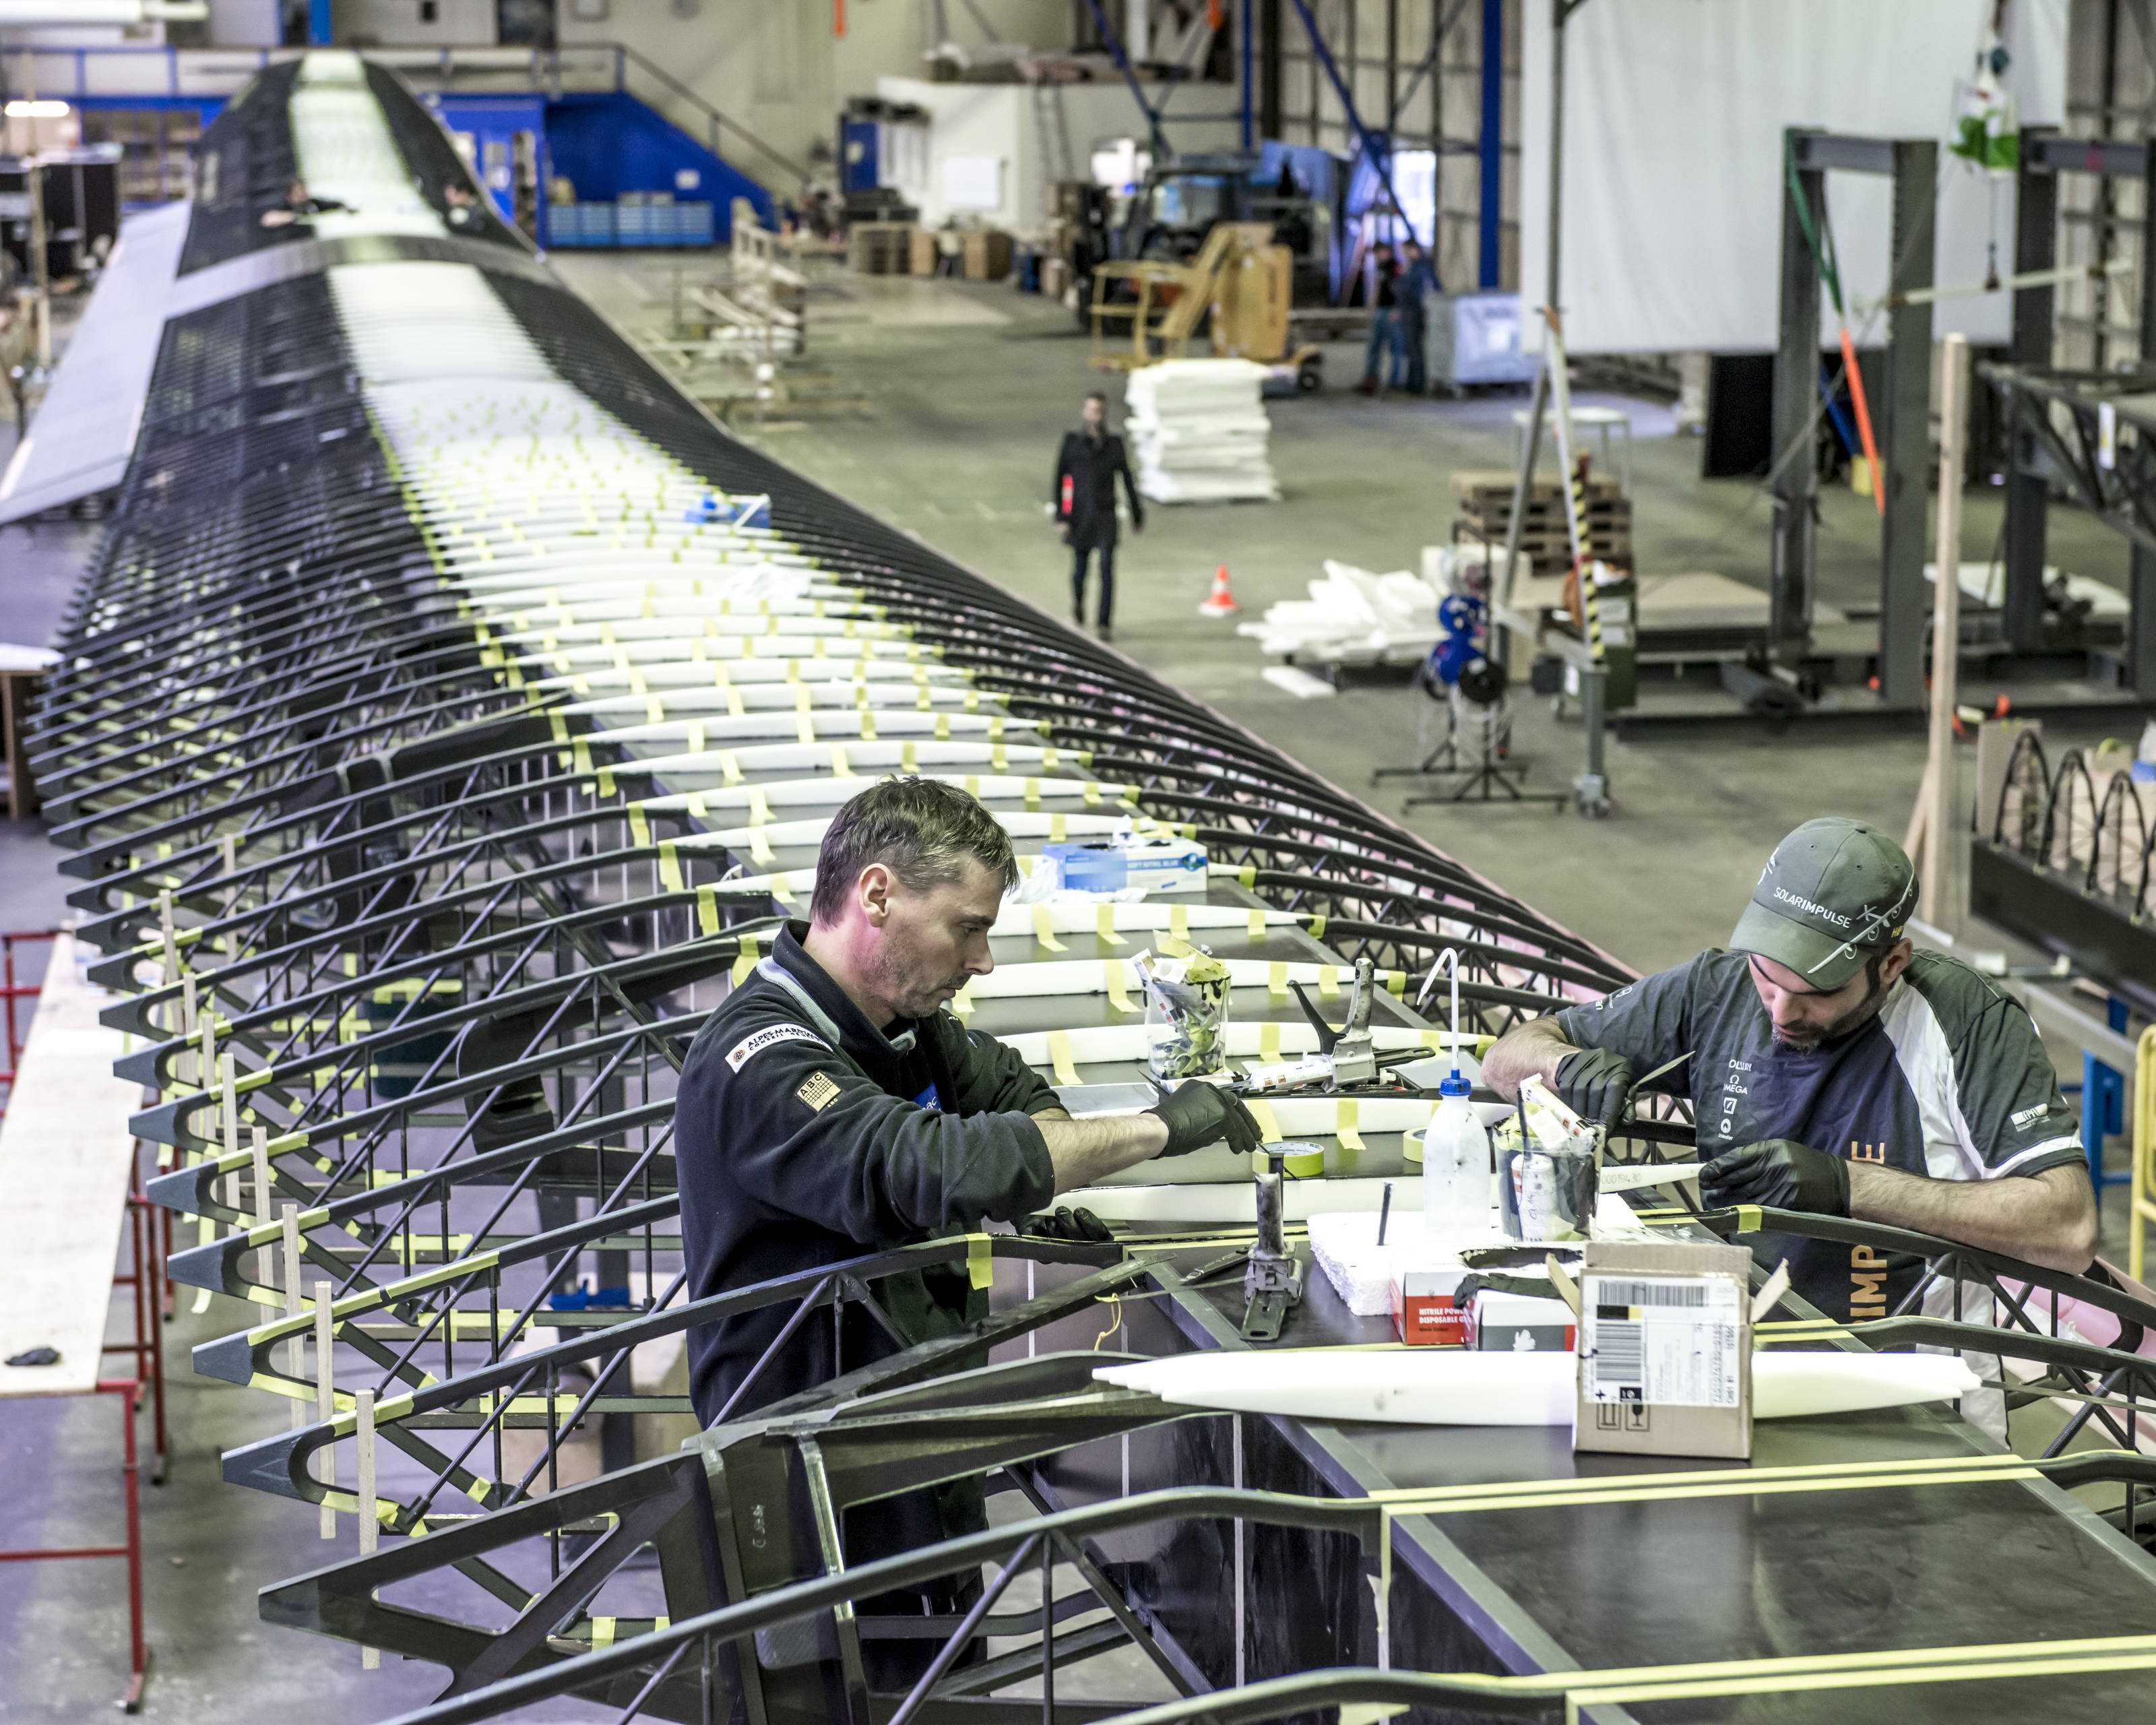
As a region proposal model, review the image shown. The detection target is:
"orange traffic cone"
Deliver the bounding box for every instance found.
[1199,564,1240,617]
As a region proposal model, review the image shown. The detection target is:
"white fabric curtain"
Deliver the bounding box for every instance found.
[1518,0,2068,354]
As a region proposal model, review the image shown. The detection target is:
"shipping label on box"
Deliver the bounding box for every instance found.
[1575,1240,1752,1460]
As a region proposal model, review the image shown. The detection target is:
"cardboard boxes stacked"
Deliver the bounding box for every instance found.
[848,222,914,274]
[963,229,1013,280]
[1124,358,1280,505]
[850,224,1013,280]
[1451,468,1632,573]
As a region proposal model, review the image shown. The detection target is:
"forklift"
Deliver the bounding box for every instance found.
[1087,220,1323,393]
[1065,148,1338,332]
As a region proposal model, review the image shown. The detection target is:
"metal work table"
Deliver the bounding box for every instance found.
[1007,1242,2156,1722]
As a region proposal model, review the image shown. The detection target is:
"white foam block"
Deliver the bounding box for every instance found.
[1308,1194,1666,1315]
[1306,1211,1491,1317]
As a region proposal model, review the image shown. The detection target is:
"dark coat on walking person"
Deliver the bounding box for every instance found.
[1053,428,1145,549]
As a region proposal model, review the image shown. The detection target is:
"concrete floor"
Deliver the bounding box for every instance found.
[561,258,2135,974]
[0,261,2142,1720]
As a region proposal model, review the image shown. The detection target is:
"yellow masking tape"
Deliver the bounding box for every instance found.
[627,805,651,850]
[1104,961,1134,1014]
[1319,966,1340,998]
[966,1233,994,1290]
[1170,904,1189,942]
[1048,1031,1079,1087]
[696,886,719,935]
[732,935,761,985]
[1259,1021,1281,1061]
[1268,962,1289,999]
[1335,1098,1364,1153]
[658,842,684,894]
[1248,910,1266,938]
[1244,1098,1282,1144]
[1030,906,1065,953]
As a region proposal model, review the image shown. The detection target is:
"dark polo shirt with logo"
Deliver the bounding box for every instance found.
[1556,949,2081,1321]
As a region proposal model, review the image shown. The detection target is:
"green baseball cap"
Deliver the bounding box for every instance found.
[1729,817,1917,990]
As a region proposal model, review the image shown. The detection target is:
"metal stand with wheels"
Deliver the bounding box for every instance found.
[1381,691,1568,811]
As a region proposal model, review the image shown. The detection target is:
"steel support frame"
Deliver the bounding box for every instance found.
[2000,129,2156,697]
[1283,0,1409,234]
[1081,0,1170,161]
[1771,129,1936,706]
[1478,0,1502,286]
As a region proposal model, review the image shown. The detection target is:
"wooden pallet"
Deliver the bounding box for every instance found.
[1457,520,1633,565]
[1451,467,1626,505]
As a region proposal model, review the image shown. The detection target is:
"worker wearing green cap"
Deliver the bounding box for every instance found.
[1484,817,2097,1334]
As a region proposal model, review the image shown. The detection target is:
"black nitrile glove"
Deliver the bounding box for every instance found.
[1554,1047,1635,1137]
[1145,1082,1263,1157]
[1024,1206,1115,1245]
[1699,1139,1851,1217]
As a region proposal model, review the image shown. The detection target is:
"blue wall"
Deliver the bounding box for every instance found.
[428,91,550,244]
[546,91,773,240]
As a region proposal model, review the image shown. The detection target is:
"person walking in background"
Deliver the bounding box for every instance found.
[1359,242,1405,396]
[1051,390,1144,640]
[1399,237,1437,395]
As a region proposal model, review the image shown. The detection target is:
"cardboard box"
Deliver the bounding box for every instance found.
[1470,1290,1576,1353]
[1575,1239,1753,1460]
[963,229,1014,280]
[1391,1265,1472,1346]
[1040,837,1208,895]
[908,227,938,276]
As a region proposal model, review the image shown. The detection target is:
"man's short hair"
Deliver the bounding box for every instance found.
[810,778,1019,924]
[1085,389,1107,406]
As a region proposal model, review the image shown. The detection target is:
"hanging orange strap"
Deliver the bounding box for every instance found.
[1838,325,1885,518]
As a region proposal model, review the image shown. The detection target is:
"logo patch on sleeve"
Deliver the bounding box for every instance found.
[796,1072,841,1112]
[725,1023,826,1071]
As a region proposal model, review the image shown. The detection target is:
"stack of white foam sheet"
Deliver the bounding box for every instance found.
[1123,358,1279,504]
